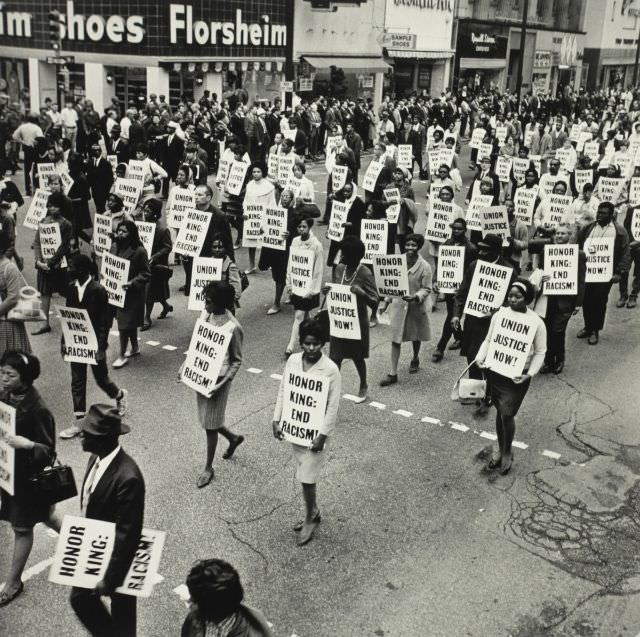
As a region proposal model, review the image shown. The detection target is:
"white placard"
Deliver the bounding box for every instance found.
[242,203,264,248]
[326,283,361,339]
[514,187,538,225]
[397,144,412,169]
[577,131,592,153]
[94,213,112,255]
[478,143,493,162]
[575,169,594,195]
[126,159,146,188]
[135,221,155,258]
[495,156,513,182]
[166,187,195,229]
[630,178,640,207]
[469,128,485,150]
[426,200,454,243]
[543,245,578,295]
[363,160,384,193]
[631,208,640,241]
[39,221,67,268]
[485,307,538,379]
[288,247,315,297]
[545,194,573,228]
[37,162,56,181]
[583,141,600,162]
[113,178,142,215]
[277,155,295,187]
[482,205,510,244]
[597,177,624,204]
[529,155,542,177]
[100,252,130,308]
[584,237,614,283]
[23,189,49,230]
[267,153,278,179]
[57,306,98,365]
[466,194,494,232]
[332,165,348,192]
[512,158,530,185]
[174,209,210,257]
[217,156,232,184]
[327,200,349,242]
[437,245,465,293]
[361,219,388,262]
[373,253,410,297]
[279,370,330,448]
[58,170,74,196]
[225,161,249,197]
[188,257,223,311]
[262,207,287,251]
[495,125,508,146]
[428,150,441,174]
[463,261,512,317]
[181,318,233,396]
[555,148,573,171]
[0,401,16,495]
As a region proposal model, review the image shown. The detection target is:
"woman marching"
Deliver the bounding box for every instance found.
[475,278,547,475]
[378,233,433,385]
[285,217,323,357]
[272,319,341,546]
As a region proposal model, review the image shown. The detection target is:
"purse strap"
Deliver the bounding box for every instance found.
[453,361,480,388]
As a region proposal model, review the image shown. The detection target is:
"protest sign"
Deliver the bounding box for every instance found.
[126,159,146,187]
[618,153,633,177]
[569,125,580,143]
[262,207,287,251]
[484,307,538,379]
[217,155,232,184]
[529,154,542,176]
[0,401,15,495]
[438,148,454,168]
[466,194,494,232]
[363,160,384,192]
[100,252,129,308]
[57,306,98,365]
[174,209,210,257]
[495,156,513,182]
[277,155,295,186]
[597,177,624,204]
[242,203,264,248]
[632,208,640,241]
[279,370,330,448]
[495,125,508,146]
[577,131,592,153]
[584,237,614,283]
[555,148,573,171]
[23,189,49,230]
[288,247,315,297]
[166,187,196,229]
[286,175,302,195]
[361,219,388,262]
[327,200,349,242]
[428,150,441,174]
[469,128,485,149]
[429,182,444,202]
[107,155,118,176]
[478,143,493,162]
[267,152,279,179]
[225,161,249,196]
[513,187,538,224]
[372,253,410,297]
[437,245,465,293]
[629,178,640,207]
[523,128,534,149]
[182,318,233,395]
[512,157,530,185]
[37,162,56,181]
[326,284,361,339]
[93,213,112,255]
[326,135,343,156]
[575,169,594,196]
[113,178,142,215]
[543,245,578,295]
[426,199,454,243]
[384,187,401,223]
[188,257,223,311]
[583,141,600,162]
[384,187,400,202]
[332,165,348,192]
[58,170,74,195]
[482,205,510,243]
[135,221,156,258]
[463,261,512,317]
[39,221,67,268]
[49,516,165,598]
[546,194,573,228]
[539,173,560,199]
[397,144,412,169]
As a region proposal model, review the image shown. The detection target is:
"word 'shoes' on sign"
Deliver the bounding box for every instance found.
[372,254,410,297]
[543,245,578,295]
[584,237,614,283]
[188,258,223,311]
[100,252,130,309]
[174,209,210,257]
[182,319,233,396]
[280,371,329,448]
[327,200,349,242]
[485,307,538,379]
[464,261,512,318]
[437,245,465,293]
[0,401,16,496]
[326,284,360,340]
[361,219,388,263]
[57,306,99,365]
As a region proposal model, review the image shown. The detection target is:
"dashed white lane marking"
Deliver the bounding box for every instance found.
[270,373,282,380]
[173,583,190,601]
[369,401,386,410]
[343,393,360,402]
[542,449,562,460]
[512,441,529,450]
[146,341,160,347]
[1,557,54,590]
[247,368,263,374]
[479,431,498,441]
[110,330,120,336]
[422,416,442,425]
[162,345,177,351]
[450,422,469,433]
[393,409,413,418]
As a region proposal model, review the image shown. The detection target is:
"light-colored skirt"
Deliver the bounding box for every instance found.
[291,443,327,484]
[196,379,232,430]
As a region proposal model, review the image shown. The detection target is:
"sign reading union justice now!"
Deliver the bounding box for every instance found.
[0,1,288,55]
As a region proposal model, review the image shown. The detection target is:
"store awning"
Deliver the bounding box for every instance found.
[387,50,455,60]
[459,58,506,70]
[302,56,391,73]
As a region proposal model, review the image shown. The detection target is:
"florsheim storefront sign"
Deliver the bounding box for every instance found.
[0,0,288,56]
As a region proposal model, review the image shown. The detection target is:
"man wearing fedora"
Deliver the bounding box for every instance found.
[69,404,145,637]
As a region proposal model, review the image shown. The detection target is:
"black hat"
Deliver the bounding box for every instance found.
[477,233,502,251]
[80,404,130,437]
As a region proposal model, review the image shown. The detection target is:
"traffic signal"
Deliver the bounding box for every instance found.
[49,10,61,51]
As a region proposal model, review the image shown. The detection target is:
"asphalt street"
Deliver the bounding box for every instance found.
[1,144,640,637]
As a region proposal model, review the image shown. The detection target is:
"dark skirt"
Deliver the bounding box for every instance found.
[36,267,68,296]
[146,267,171,303]
[291,293,320,311]
[460,315,491,359]
[487,370,531,417]
[329,297,370,360]
[259,247,288,285]
[0,488,52,528]
[0,320,31,355]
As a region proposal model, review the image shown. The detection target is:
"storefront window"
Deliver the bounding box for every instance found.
[114,68,147,109]
[56,63,85,105]
[418,66,432,92]
[170,71,195,108]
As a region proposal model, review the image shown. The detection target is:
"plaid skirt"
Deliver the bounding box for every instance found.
[0,320,31,356]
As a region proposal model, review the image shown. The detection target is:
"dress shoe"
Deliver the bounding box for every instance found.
[627,295,637,309]
[616,295,628,308]
[576,328,589,339]
[588,332,599,345]
[552,360,565,374]
[379,374,398,387]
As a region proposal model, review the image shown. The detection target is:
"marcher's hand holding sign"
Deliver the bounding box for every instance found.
[321,284,332,295]
[573,305,581,316]
[512,374,531,385]
[94,580,109,597]
[7,434,34,450]
[122,281,131,291]
[610,274,621,283]
[310,433,327,453]
[450,316,461,330]
[272,420,284,441]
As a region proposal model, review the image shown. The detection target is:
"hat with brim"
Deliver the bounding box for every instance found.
[476,233,502,251]
[80,404,130,437]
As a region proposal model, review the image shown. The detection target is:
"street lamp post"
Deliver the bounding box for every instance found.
[515,0,529,105]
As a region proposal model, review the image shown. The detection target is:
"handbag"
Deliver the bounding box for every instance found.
[450,362,487,404]
[29,454,78,506]
[7,285,47,322]
[151,263,173,280]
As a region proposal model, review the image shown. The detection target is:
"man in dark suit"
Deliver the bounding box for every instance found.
[465,156,500,203]
[106,125,129,164]
[161,121,185,198]
[344,121,362,184]
[185,144,208,186]
[59,254,128,440]
[287,117,307,158]
[85,145,114,214]
[70,403,144,637]
[265,107,282,141]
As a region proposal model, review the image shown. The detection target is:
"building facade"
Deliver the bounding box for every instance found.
[0,0,292,111]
